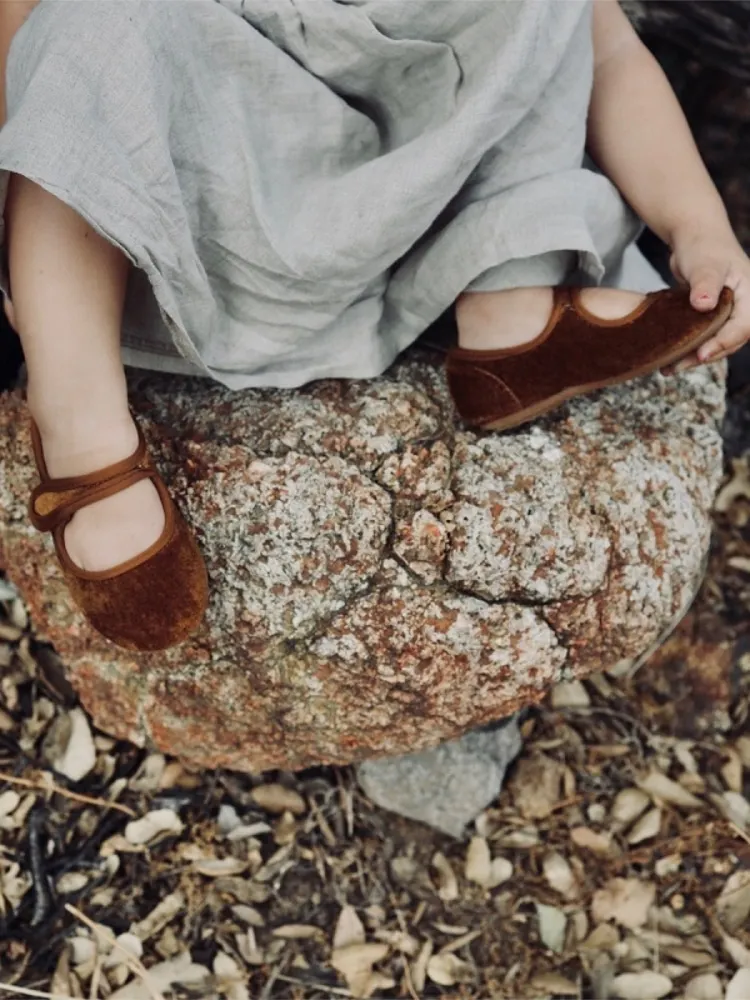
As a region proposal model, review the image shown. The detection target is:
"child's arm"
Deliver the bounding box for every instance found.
[0,1,39,124]
[587,0,750,367]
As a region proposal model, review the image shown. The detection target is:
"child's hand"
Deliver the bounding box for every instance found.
[666,227,750,374]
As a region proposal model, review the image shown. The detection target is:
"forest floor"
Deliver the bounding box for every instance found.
[1,386,750,1000]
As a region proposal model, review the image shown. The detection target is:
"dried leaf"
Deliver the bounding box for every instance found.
[192,857,248,877]
[487,857,513,888]
[715,457,750,512]
[637,770,703,810]
[571,826,614,855]
[50,947,72,999]
[231,904,265,928]
[213,952,249,1000]
[612,971,672,999]
[273,810,297,846]
[550,680,590,709]
[426,952,474,987]
[125,809,184,846]
[465,837,492,887]
[722,932,750,968]
[373,929,419,956]
[49,708,96,782]
[109,951,209,1000]
[654,854,682,878]
[510,754,565,820]
[530,972,579,996]
[102,934,142,970]
[684,973,723,1000]
[250,783,306,816]
[726,968,750,1000]
[661,945,713,968]
[713,791,750,829]
[432,852,458,902]
[410,939,433,995]
[591,878,656,930]
[718,872,750,932]
[536,903,567,954]
[579,923,620,952]
[56,872,89,894]
[128,754,167,794]
[626,807,662,845]
[130,891,185,941]
[543,852,578,900]
[272,924,323,940]
[722,751,744,794]
[0,791,20,819]
[331,942,389,998]
[333,906,366,950]
[611,789,650,828]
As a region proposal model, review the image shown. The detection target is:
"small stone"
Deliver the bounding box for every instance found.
[357,719,522,837]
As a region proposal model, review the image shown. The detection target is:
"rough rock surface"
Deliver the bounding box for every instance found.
[0,348,726,772]
[356,717,523,838]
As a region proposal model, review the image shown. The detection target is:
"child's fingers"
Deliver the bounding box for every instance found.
[697,315,749,363]
[662,351,699,377]
[688,263,728,311]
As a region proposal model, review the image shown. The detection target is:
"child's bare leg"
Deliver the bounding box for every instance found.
[455,286,646,350]
[5,175,165,572]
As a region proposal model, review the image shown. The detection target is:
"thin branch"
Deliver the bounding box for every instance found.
[64,905,165,1000]
[0,772,137,818]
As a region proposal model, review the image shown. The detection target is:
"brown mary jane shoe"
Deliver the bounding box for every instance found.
[28,418,209,651]
[446,285,734,431]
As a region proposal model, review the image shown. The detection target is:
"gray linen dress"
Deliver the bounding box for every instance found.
[0,0,664,390]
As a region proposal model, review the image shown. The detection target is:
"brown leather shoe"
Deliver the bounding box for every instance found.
[28,418,209,651]
[446,286,735,431]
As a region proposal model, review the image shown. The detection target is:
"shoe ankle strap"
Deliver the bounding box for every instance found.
[28,421,156,534]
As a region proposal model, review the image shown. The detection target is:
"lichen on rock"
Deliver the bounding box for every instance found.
[0,349,726,771]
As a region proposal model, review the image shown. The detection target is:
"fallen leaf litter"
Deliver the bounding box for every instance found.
[1,395,750,998]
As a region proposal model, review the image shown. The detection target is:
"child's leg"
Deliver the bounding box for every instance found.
[5,175,164,572]
[455,286,647,350]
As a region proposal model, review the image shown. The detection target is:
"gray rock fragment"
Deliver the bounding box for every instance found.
[356,716,522,837]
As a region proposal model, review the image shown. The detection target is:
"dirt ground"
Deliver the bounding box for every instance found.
[1,383,749,1000]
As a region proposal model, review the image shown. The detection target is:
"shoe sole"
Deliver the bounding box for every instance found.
[477,302,733,433]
